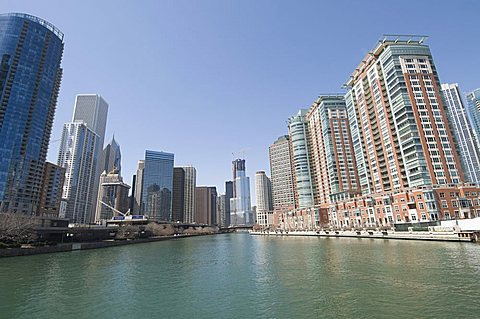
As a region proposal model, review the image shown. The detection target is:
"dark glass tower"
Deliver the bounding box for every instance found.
[0,13,64,215]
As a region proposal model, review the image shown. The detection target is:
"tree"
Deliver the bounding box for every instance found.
[0,213,37,245]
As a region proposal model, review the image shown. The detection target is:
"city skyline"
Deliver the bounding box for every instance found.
[3,1,480,196]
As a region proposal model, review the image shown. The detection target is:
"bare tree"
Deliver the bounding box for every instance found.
[0,213,37,245]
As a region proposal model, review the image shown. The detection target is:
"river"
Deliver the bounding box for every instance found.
[1,233,479,318]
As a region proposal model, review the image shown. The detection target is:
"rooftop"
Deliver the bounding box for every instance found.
[1,13,64,41]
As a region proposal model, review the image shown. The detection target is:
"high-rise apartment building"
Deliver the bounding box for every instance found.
[195,186,217,225]
[230,159,253,226]
[288,110,315,209]
[345,35,463,193]
[441,83,480,184]
[466,88,480,145]
[58,95,108,224]
[0,13,64,214]
[141,150,174,221]
[217,194,226,227]
[269,136,296,214]
[95,170,130,221]
[102,136,121,175]
[37,162,65,217]
[183,166,196,223]
[306,95,360,204]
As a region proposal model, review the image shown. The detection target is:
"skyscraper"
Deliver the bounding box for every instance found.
[58,122,98,223]
[224,181,233,227]
[466,88,480,145]
[217,194,226,227]
[288,110,315,209]
[58,95,108,224]
[345,35,463,192]
[441,83,480,184]
[306,95,360,204]
[171,166,197,223]
[37,162,65,217]
[133,160,144,214]
[269,136,296,214]
[95,170,130,222]
[183,166,196,223]
[172,167,185,222]
[255,171,273,227]
[255,171,273,212]
[102,136,121,175]
[195,186,217,225]
[0,13,64,215]
[141,150,174,221]
[230,159,253,226]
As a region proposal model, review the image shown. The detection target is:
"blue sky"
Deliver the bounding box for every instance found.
[3,0,480,196]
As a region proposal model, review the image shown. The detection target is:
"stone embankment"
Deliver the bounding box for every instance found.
[251,229,479,243]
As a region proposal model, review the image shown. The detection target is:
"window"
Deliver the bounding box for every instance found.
[442,200,448,208]
[419,203,424,209]
[439,192,445,198]
[444,212,450,220]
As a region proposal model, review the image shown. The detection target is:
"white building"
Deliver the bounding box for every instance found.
[58,94,108,224]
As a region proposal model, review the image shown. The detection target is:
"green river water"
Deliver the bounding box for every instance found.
[1,233,479,318]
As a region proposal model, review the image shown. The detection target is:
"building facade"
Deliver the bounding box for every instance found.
[0,13,64,215]
[57,122,98,224]
[269,136,296,215]
[102,136,121,175]
[255,171,273,212]
[195,186,217,225]
[345,35,463,193]
[230,159,253,226]
[37,162,65,217]
[58,95,108,224]
[172,167,185,222]
[441,83,480,184]
[466,88,480,147]
[217,194,226,227]
[95,171,130,222]
[224,181,233,227]
[133,160,144,214]
[183,166,196,223]
[141,150,174,221]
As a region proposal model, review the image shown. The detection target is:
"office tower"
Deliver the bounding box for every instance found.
[133,160,144,213]
[102,136,121,175]
[288,110,315,208]
[37,162,65,217]
[224,181,233,227]
[171,166,196,223]
[95,170,130,221]
[255,171,273,211]
[466,89,480,144]
[217,194,226,227]
[141,150,174,221]
[269,136,296,214]
[255,171,273,227]
[183,166,196,223]
[230,159,253,226]
[306,95,360,204]
[442,84,480,184]
[345,35,463,193]
[172,168,185,222]
[58,95,108,224]
[0,13,64,214]
[195,186,217,225]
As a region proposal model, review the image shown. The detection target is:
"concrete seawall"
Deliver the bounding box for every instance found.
[0,233,216,258]
[251,230,478,243]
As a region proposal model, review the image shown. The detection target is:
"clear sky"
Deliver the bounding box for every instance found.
[3,0,480,198]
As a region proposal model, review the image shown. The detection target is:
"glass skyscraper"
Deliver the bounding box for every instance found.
[466,88,480,146]
[141,150,174,221]
[0,13,64,214]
